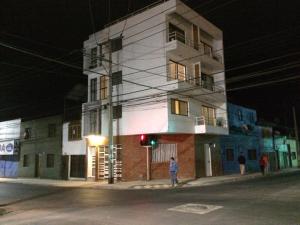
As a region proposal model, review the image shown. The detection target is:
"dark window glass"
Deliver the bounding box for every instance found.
[112,71,122,85]
[48,124,56,137]
[113,105,122,119]
[90,47,97,69]
[248,149,257,160]
[238,110,243,121]
[24,128,32,139]
[46,154,55,168]
[111,37,122,52]
[90,78,97,101]
[226,149,234,161]
[23,154,29,167]
[68,122,81,141]
[201,73,214,91]
[169,23,185,43]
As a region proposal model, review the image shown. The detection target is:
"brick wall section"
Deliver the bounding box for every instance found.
[118,134,196,181]
[117,135,148,181]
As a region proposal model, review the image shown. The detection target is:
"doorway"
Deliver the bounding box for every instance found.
[34,154,40,177]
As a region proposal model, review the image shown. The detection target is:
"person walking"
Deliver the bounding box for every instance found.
[238,153,246,175]
[169,157,178,187]
[262,154,269,175]
[260,155,267,175]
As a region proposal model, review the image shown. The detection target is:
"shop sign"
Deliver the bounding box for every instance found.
[0,140,15,155]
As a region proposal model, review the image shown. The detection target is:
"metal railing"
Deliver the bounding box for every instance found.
[195,116,227,128]
[168,33,223,64]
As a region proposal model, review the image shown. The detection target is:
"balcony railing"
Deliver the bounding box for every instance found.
[168,32,223,64]
[195,116,227,128]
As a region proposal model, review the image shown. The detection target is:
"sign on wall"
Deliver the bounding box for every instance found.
[0,140,15,155]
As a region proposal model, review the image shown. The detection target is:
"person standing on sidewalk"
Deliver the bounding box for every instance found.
[169,157,178,187]
[238,153,246,175]
[262,154,269,175]
[259,155,267,175]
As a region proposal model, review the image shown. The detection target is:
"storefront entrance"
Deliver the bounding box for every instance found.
[87,145,122,181]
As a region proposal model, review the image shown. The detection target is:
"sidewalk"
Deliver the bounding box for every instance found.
[0,168,299,190]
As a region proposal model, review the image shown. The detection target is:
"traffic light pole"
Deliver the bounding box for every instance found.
[146,146,151,181]
[108,39,114,184]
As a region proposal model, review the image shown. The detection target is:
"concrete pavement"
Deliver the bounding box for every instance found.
[0,168,299,190]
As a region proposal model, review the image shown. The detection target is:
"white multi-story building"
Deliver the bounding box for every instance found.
[82,0,228,181]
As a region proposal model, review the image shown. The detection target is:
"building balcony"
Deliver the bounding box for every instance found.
[194,116,228,135]
[166,32,224,72]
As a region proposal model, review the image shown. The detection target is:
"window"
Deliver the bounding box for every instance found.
[24,128,32,139]
[169,60,186,81]
[48,124,56,137]
[291,152,297,160]
[201,73,214,91]
[68,122,81,141]
[111,37,122,52]
[171,99,188,116]
[90,47,97,69]
[238,110,243,121]
[194,64,200,85]
[23,154,29,167]
[90,78,97,101]
[152,144,177,163]
[201,106,216,126]
[113,105,122,119]
[226,149,234,161]
[100,76,108,100]
[248,149,257,160]
[169,23,185,43]
[90,110,97,134]
[249,112,254,123]
[112,71,122,85]
[46,154,55,168]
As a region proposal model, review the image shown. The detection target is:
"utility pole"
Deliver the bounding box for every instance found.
[108,39,114,184]
[292,106,300,167]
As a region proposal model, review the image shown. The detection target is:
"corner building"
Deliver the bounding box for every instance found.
[82,0,228,181]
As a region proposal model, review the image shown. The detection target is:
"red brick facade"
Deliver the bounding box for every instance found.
[118,134,196,181]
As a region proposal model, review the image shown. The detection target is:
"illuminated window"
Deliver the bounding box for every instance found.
[171,99,188,116]
[100,76,108,100]
[201,106,216,126]
[169,60,186,81]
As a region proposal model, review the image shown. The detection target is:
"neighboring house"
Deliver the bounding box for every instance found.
[82,0,228,181]
[62,84,87,180]
[274,136,298,169]
[258,126,277,172]
[0,119,21,177]
[18,115,63,179]
[286,138,298,168]
[220,103,260,174]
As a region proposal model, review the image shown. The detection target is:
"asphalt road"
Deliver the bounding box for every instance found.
[0,172,300,225]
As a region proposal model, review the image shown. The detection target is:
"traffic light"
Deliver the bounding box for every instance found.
[149,135,158,147]
[140,134,149,146]
[140,134,158,147]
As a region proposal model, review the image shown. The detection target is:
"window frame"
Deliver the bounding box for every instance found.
[23,154,29,167]
[90,78,97,102]
[48,123,56,137]
[247,149,257,160]
[46,154,55,168]
[68,122,81,141]
[226,148,234,161]
[171,99,188,116]
[90,47,98,69]
[169,60,186,81]
[100,76,108,100]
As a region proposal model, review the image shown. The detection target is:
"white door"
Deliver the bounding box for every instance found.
[204,144,212,176]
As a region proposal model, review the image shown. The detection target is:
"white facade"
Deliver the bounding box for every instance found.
[62,122,86,155]
[83,0,228,137]
[0,119,21,141]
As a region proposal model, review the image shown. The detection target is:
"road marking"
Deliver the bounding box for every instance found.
[168,203,223,215]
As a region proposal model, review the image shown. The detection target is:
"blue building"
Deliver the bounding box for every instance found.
[220,103,260,174]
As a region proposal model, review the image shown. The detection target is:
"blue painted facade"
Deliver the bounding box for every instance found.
[220,103,260,174]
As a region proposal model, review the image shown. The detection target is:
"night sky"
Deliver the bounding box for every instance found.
[1,0,300,130]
